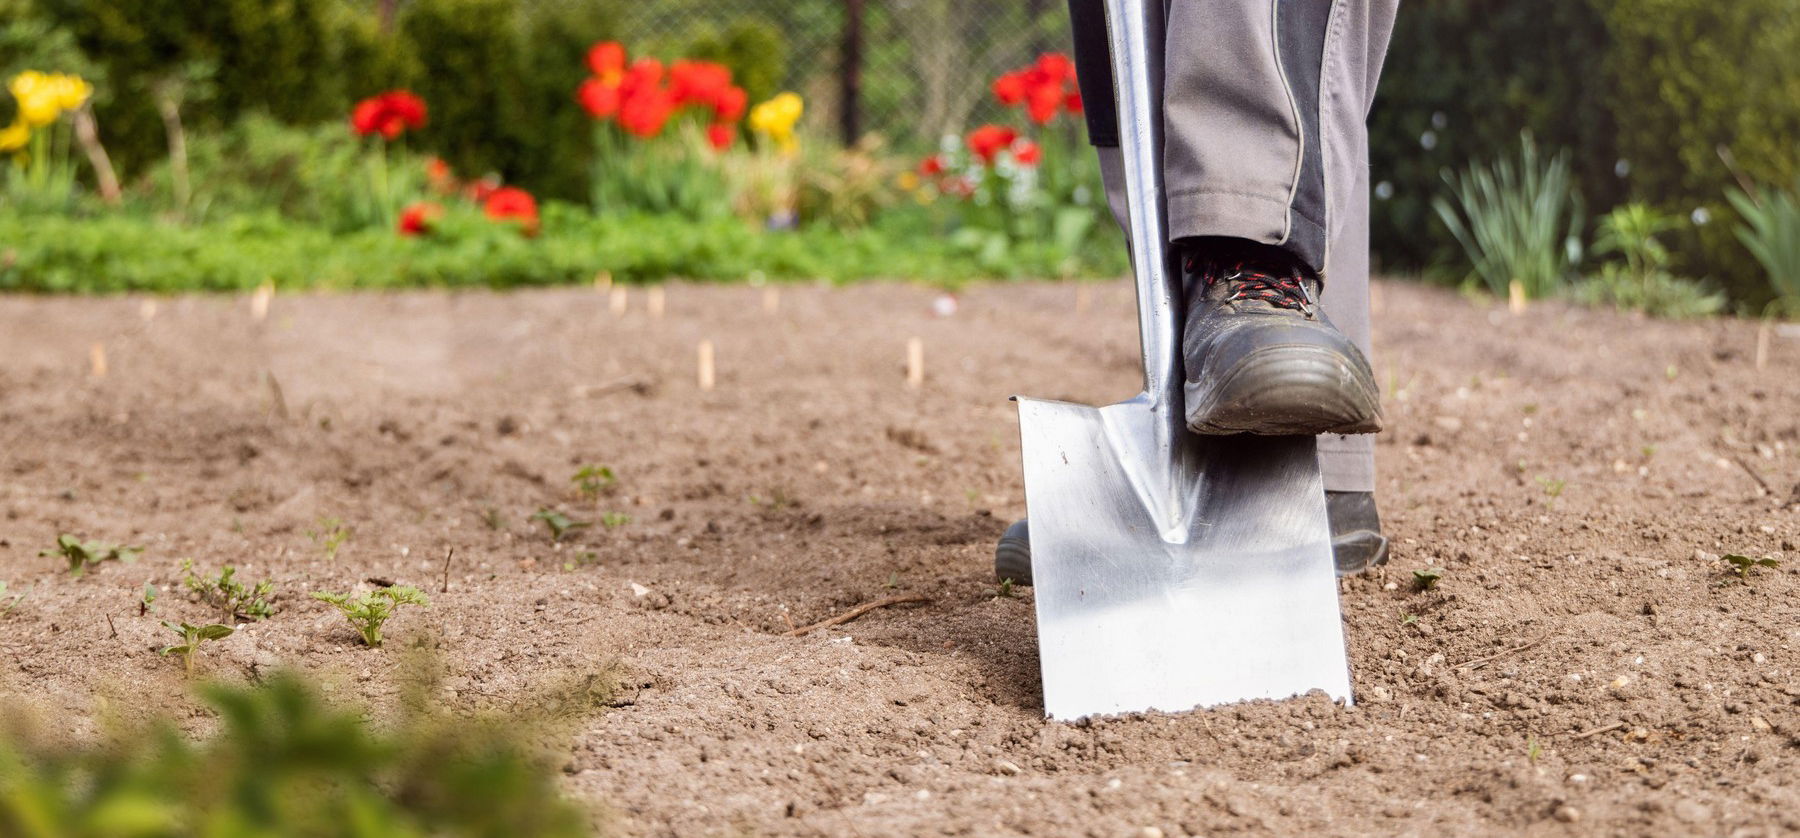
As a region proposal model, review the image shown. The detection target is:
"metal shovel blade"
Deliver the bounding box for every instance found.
[1017,396,1351,719]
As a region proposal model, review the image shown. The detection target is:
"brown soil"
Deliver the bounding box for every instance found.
[3,280,1799,837]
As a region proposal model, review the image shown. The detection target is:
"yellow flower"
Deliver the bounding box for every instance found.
[0,119,27,153]
[748,92,804,154]
[51,73,92,111]
[8,70,90,127]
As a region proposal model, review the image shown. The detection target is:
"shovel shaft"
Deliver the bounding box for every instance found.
[1103,0,1188,505]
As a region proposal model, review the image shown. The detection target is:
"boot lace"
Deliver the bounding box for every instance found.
[1186,256,1316,313]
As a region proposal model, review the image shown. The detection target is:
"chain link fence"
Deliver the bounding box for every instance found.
[607,0,1075,150]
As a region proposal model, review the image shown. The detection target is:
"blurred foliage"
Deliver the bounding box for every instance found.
[0,200,1127,293]
[1727,182,1800,314]
[1572,203,1725,317]
[1370,0,1616,276]
[1431,134,1582,299]
[0,672,592,838]
[1604,0,1800,306]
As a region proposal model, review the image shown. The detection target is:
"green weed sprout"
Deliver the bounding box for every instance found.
[183,560,275,622]
[309,517,351,559]
[997,577,1016,599]
[571,464,617,498]
[600,511,631,529]
[1723,554,1780,580]
[160,621,234,677]
[531,508,589,542]
[41,534,141,576]
[1412,567,1446,591]
[312,586,429,647]
[140,583,157,615]
[1,581,24,616]
[1536,476,1566,508]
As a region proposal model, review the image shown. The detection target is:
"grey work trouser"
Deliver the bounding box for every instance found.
[1074,0,1397,492]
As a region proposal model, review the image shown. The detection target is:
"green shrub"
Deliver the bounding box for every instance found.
[1569,202,1725,318]
[1432,133,1582,299]
[0,673,592,837]
[1604,0,1800,304]
[1727,182,1800,315]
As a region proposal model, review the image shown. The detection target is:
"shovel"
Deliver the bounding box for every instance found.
[1013,0,1352,720]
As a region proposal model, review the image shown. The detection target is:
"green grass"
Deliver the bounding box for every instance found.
[0,202,1126,294]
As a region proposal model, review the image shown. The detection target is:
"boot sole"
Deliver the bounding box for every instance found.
[1187,344,1383,436]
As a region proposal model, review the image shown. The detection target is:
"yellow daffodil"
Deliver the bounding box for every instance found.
[7,70,91,127]
[749,92,803,155]
[0,119,28,153]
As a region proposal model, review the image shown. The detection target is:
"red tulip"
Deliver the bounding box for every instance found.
[1026,81,1063,125]
[917,155,945,176]
[397,201,442,237]
[587,41,627,81]
[713,86,748,123]
[669,60,733,108]
[620,58,665,100]
[618,87,676,138]
[706,122,735,151]
[966,124,1019,165]
[992,71,1027,106]
[1064,90,1084,114]
[483,186,539,236]
[1013,139,1042,166]
[577,78,622,119]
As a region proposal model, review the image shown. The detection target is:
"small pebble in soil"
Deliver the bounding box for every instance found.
[1554,805,1581,823]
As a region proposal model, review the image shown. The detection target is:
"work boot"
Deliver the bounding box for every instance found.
[996,493,1390,583]
[1180,238,1382,436]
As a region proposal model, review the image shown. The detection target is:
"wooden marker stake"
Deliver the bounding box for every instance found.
[1755,318,1773,371]
[139,299,158,322]
[1507,280,1527,315]
[697,340,716,391]
[906,337,924,389]
[251,281,274,322]
[1075,284,1091,315]
[647,286,666,319]
[762,286,780,313]
[609,286,629,315]
[90,343,108,378]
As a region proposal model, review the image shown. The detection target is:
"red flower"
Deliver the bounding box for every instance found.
[587,41,627,81]
[917,155,945,176]
[618,87,676,138]
[464,176,501,204]
[397,201,442,237]
[577,78,622,119]
[1064,90,1084,114]
[483,186,539,235]
[1034,52,1076,81]
[966,124,1019,165]
[713,85,748,123]
[619,58,665,100]
[669,60,733,108]
[992,71,1027,106]
[706,122,735,151]
[350,90,428,140]
[1013,139,1042,166]
[1026,81,1063,125]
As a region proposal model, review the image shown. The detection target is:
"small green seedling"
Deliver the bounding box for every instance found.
[1,582,24,616]
[183,560,275,622]
[482,507,506,531]
[1412,567,1446,591]
[884,571,898,589]
[140,583,157,616]
[311,586,429,647]
[1723,554,1780,580]
[531,508,589,542]
[561,551,601,572]
[997,577,1017,599]
[571,465,617,499]
[600,512,631,529]
[42,534,141,576]
[160,621,234,677]
[309,517,351,559]
[1536,476,1566,508]
[1527,734,1543,764]
[1399,613,1420,627]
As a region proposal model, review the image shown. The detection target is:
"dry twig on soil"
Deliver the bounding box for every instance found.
[782,594,931,637]
[1455,638,1545,671]
[1570,721,1625,740]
